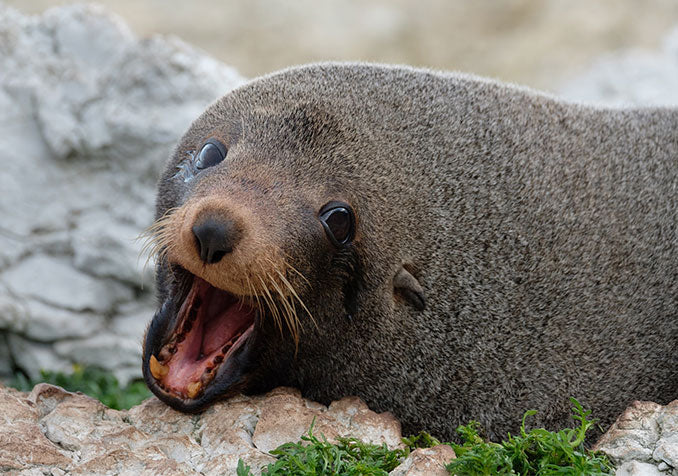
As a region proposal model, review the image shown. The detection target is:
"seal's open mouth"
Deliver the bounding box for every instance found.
[144,273,256,404]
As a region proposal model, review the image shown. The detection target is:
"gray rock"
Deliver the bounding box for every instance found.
[0,3,244,383]
[17,300,104,342]
[70,209,154,287]
[595,400,678,476]
[7,335,72,379]
[0,333,13,377]
[559,28,678,106]
[2,255,133,313]
[111,300,156,339]
[616,461,665,476]
[54,334,143,385]
[389,445,456,476]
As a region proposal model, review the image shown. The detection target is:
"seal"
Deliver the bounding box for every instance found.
[142,63,678,441]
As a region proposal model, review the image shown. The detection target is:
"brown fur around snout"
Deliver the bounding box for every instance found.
[166,195,281,296]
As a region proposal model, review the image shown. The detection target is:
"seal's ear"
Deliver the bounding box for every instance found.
[393,266,426,311]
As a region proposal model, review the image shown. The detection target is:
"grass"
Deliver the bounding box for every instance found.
[8,365,152,410]
[238,400,614,476]
[446,399,613,475]
[237,419,412,476]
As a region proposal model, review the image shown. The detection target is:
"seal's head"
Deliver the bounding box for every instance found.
[141,71,426,412]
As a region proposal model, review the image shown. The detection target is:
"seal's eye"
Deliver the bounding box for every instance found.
[319,201,355,246]
[195,139,227,170]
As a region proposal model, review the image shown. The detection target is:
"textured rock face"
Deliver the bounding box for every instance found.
[0,384,409,475]
[595,400,678,476]
[558,27,678,106]
[3,385,675,476]
[3,383,675,475]
[0,4,244,383]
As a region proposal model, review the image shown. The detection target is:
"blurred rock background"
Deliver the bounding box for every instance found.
[0,1,677,387]
[6,0,678,91]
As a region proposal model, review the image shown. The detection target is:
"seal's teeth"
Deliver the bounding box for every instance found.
[187,381,202,399]
[158,347,172,362]
[176,334,185,343]
[187,308,198,323]
[213,355,224,365]
[149,355,169,379]
[201,371,214,386]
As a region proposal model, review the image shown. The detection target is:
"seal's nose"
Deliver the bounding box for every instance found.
[192,216,240,264]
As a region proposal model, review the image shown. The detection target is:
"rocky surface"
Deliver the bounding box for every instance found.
[0,3,244,384]
[2,381,675,475]
[558,27,678,106]
[595,400,678,476]
[0,384,418,475]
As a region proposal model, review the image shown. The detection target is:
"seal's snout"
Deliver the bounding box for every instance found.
[192,215,241,264]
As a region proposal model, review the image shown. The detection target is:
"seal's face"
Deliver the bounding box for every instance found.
[141,102,365,412]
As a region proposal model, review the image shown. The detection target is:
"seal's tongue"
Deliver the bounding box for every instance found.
[151,277,255,399]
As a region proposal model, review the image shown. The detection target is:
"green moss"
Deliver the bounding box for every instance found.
[239,419,413,476]
[8,365,151,410]
[447,399,614,475]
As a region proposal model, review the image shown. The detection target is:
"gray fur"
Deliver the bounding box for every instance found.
[155,63,678,441]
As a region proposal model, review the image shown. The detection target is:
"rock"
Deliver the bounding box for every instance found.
[595,400,678,476]
[70,209,155,287]
[24,299,105,341]
[0,384,402,475]
[0,384,72,470]
[53,334,143,385]
[559,28,678,106]
[0,295,105,342]
[2,255,133,313]
[111,300,156,339]
[0,333,12,376]
[615,461,665,476]
[390,445,456,476]
[0,3,244,382]
[7,335,73,380]
[251,388,402,453]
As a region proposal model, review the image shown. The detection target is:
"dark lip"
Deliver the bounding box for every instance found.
[142,267,257,412]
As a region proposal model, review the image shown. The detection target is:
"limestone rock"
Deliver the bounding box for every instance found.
[0,3,244,382]
[0,384,402,475]
[559,28,678,106]
[390,445,456,476]
[3,255,133,314]
[595,400,678,476]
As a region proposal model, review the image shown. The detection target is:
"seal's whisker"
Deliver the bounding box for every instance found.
[275,268,317,331]
[267,269,300,345]
[268,273,300,346]
[258,275,284,336]
[248,273,264,321]
[138,207,181,275]
[278,253,311,287]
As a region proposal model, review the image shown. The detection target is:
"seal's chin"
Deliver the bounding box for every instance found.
[143,273,256,411]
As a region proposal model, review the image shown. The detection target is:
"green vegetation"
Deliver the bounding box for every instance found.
[239,419,411,476]
[447,399,614,475]
[9,365,151,410]
[238,400,613,476]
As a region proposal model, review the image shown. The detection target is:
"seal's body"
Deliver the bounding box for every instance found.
[143,63,678,441]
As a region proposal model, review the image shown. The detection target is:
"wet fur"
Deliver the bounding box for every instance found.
[152,63,678,441]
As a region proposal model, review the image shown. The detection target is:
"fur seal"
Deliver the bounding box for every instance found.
[142,63,678,441]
